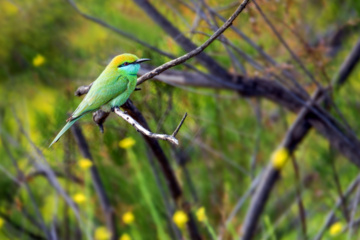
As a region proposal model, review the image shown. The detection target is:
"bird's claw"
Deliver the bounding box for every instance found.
[98,123,104,134]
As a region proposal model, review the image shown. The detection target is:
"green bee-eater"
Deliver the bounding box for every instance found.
[49,53,150,147]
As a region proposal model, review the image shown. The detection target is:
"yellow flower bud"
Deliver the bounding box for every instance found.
[94,226,111,240]
[122,211,135,225]
[119,137,136,149]
[33,54,46,67]
[271,147,289,170]
[329,222,343,236]
[173,210,188,229]
[119,233,131,240]
[72,193,86,204]
[196,207,206,222]
[78,158,93,170]
[0,217,4,229]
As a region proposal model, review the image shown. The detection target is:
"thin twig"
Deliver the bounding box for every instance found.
[252,0,321,88]
[313,175,360,240]
[172,112,187,138]
[114,107,183,145]
[135,0,251,85]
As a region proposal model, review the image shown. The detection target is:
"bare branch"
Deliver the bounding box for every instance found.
[253,0,321,88]
[133,0,234,78]
[172,112,187,138]
[135,0,251,85]
[241,37,360,240]
[114,107,182,145]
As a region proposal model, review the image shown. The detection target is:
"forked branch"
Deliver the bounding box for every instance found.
[113,107,187,145]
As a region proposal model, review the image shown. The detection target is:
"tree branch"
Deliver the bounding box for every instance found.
[113,107,186,145]
[241,37,360,239]
[135,0,251,85]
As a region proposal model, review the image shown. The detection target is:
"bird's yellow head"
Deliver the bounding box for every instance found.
[107,53,150,75]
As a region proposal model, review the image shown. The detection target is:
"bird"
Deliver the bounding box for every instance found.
[49,53,150,147]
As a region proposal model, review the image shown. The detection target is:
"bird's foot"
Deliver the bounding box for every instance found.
[98,123,104,134]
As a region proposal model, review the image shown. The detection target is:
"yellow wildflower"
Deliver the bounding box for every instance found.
[2,1,18,16]
[119,233,131,240]
[0,217,4,228]
[119,137,136,149]
[271,147,289,170]
[94,226,111,240]
[32,54,46,67]
[196,207,206,222]
[173,210,188,229]
[72,193,86,204]
[329,222,343,236]
[122,211,135,225]
[78,158,93,170]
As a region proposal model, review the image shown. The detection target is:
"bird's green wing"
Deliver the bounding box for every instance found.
[71,74,129,119]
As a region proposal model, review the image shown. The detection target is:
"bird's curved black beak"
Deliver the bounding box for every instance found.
[135,58,151,64]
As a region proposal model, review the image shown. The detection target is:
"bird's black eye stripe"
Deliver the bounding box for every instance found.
[118,62,131,68]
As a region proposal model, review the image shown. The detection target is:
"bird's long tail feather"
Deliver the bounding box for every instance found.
[49,116,84,147]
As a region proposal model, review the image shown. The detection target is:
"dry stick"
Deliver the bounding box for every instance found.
[252,0,321,88]
[194,0,247,75]
[207,5,308,96]
[241,38,360,240]
[71,123,118,240]
[135,0,251,85]
[313,175,360,240]
[133,0,232,79]
[113,107,186,145]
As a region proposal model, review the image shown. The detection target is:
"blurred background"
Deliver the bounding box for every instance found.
[0,0,360,239]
